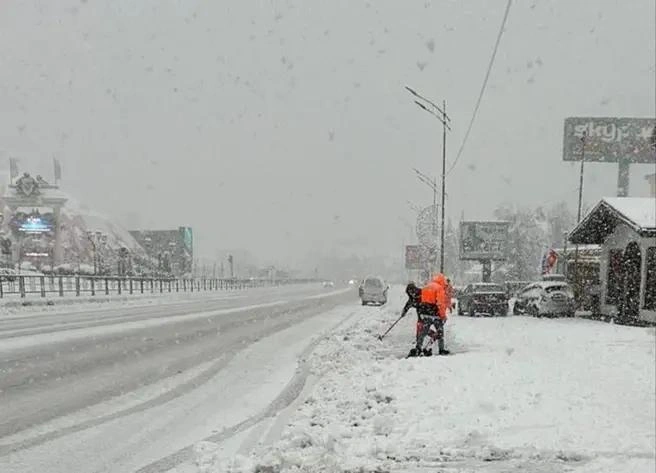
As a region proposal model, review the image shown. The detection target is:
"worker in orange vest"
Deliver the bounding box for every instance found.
[409,273,450,356]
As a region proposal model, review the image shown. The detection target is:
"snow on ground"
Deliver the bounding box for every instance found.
[204,288,655,473]
[0,303,361,473]
[0,287,352,352]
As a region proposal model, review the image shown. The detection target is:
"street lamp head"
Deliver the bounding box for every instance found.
[404,85,419,97]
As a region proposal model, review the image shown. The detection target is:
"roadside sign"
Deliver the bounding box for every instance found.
[405,244,435,270]
[563,117,656,164]
[459,221,509,261]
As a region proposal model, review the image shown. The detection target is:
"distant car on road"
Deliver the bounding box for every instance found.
[359,276,389,306]
[322,280,335,288]
[458,283,508,317]
[513,281,575,318]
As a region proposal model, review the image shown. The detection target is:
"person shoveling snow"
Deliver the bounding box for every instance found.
[400,277,450,357]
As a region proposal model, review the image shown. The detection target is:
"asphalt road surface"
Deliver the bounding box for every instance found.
[0,283,357,472]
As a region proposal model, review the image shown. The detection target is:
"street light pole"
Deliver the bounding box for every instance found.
[440,99,447,273]
[406,85,451,274]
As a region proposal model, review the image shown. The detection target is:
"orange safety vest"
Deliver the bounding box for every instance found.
[420,282,439,305]
[436,284,448,319]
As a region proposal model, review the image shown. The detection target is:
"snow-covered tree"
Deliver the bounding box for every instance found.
[494,204,549,281]
[545,201,576,248]
[494,201,578,280]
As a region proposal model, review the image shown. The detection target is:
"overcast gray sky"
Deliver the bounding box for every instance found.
[1,0,654,264]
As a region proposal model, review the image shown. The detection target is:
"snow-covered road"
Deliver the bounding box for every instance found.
[0,283,358,472]
[201,288,656,473]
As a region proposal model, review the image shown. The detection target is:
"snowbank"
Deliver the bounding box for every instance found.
[206,289,655,472]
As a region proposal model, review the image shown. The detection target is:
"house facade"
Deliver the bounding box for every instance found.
[569,198,656,323]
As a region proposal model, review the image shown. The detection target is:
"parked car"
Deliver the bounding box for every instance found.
[513,281,575,318]
[359,276,389,306]
[458,283,508,316]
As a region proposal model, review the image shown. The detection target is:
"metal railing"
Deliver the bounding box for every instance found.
[0,275,319,299]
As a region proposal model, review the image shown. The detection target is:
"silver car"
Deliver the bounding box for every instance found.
[359,276,389,306]
[516,281,576,318]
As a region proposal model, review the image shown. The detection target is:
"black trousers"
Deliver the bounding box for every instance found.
[416,315,444,349]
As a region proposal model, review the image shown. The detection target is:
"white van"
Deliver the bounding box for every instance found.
[359,276,389,306]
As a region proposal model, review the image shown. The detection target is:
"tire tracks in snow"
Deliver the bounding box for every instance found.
[0,291,354,456]
[135,304,366,473]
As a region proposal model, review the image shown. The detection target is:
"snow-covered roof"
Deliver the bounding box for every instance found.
[569,197,656,244]
[602,197,655,230]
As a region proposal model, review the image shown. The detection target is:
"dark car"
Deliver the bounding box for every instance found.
[458,283,508,317]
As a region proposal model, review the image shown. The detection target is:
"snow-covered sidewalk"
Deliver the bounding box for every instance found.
[207,289,655,473]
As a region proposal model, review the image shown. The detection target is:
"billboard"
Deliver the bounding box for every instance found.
[405,245,423,270]
[178,226,193,274]
[180,226,193,254]
[459,221,509,261]
[10,211,55,235]
[563,117,656,163]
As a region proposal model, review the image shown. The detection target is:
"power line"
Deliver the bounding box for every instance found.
[447,0,513,176]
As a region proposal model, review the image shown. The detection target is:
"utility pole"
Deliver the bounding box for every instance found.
[405,85,451,274]
[440,99,447,273]
[573,131,586,300]
[576,132,587,224]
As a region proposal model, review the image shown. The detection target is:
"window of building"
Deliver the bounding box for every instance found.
[645,247,656,310]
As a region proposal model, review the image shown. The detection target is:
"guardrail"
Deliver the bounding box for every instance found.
[0,275,319,299]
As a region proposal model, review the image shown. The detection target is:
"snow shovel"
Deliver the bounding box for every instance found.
[377,314,404,341]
